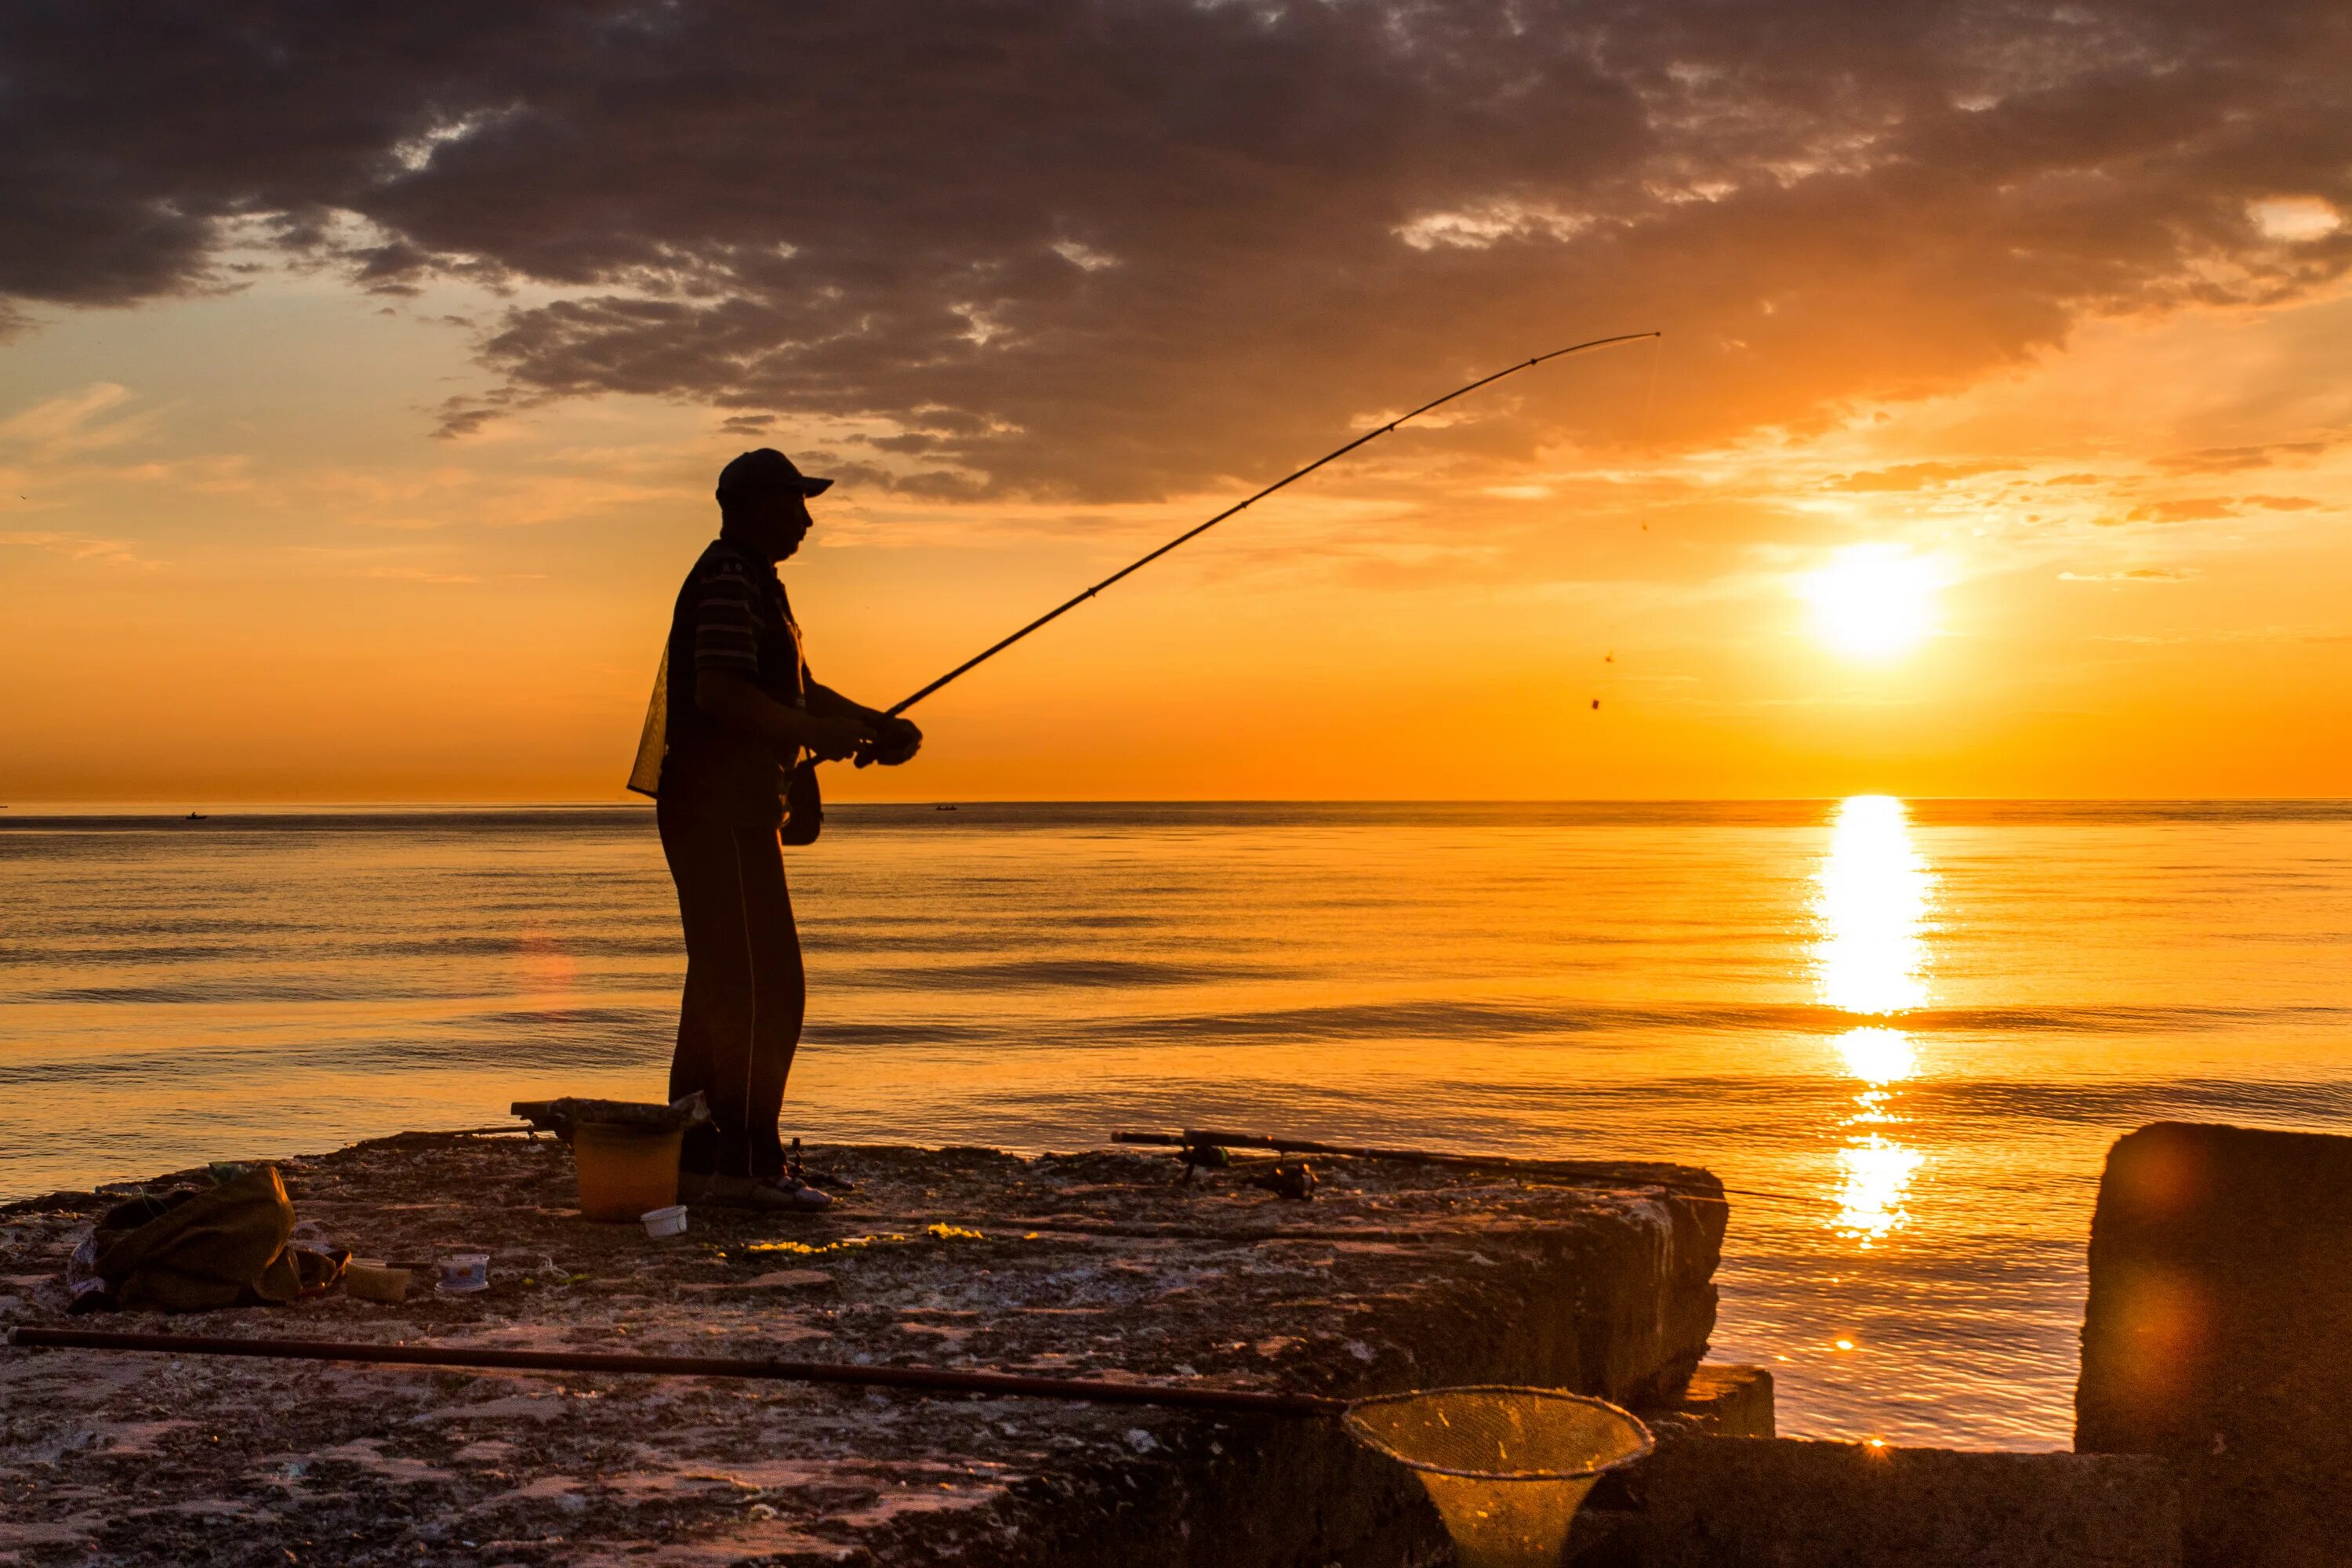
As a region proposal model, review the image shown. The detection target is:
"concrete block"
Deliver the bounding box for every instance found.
[1564,1369,1771,1563]
[2077,1120,2352,1568]
[1643,1438,2180,1567]
[0,1136,1730,1566]
[1671,1363,1775,1438]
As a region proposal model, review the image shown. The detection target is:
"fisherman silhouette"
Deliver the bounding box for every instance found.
[635,450,920,1211]
[614,346,1650,1211]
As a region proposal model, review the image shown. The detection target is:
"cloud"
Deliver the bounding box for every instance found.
[2106,492,2332,524]
[0,383,150,456]
[3,1,2350,499]
[2154,440,2334,474]
[2119,497,2240,524]
[2249,196,2343,243]
[362,565,483,584]
[1827,460,2015,492]
[2058,566,2194,580]
[0,529,160,568]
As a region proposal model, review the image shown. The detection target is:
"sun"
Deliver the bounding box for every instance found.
[1801,546,1940,660]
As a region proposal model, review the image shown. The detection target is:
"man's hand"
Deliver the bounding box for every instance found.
[693,670,877,762]
[800,681,918,766]
[800,713,877,763]
[866,716,923,767]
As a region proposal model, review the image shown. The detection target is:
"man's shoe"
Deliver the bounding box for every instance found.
[779,1179,832,1211]
[698,1174,832,1213]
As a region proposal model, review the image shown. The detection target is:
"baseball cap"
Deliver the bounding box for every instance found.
[716,448,833,502]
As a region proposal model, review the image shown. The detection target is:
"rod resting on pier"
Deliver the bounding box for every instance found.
[3,1327,1344,1418]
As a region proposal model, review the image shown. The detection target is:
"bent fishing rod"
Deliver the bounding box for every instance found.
[864,330,1660,734]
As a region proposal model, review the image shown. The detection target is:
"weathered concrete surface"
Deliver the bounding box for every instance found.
[0,1132,1724,1566]
[1637,1439,2180,1568]
[2077,1120,2352,1568]
[1667,1364,1773,1439]
[1571,1363,1774,1552]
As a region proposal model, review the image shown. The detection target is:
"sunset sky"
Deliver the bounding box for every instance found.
[2,1,2347,802]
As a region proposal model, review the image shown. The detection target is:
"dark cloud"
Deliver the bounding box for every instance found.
[4,0,2348,498]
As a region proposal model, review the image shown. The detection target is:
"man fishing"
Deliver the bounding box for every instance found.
[628,338,1648,1210]
[647,449,920,1211]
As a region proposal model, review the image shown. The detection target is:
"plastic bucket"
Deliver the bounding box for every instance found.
[573,1123,683,1222]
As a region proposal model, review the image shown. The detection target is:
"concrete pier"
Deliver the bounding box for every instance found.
[1624,1439,2179,1567]
[0,1131,1728,1565]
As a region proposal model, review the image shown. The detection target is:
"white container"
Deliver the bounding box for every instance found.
[641,1204,688,1239]
[435,1252,490,1294]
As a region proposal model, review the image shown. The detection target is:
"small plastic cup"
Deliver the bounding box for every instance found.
[436,1253,491,1294]
[641,1204,688,1239]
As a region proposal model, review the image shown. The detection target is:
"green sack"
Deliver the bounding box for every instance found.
[91,1164,346,1312]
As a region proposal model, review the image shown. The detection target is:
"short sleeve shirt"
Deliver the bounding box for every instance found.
[658,539,811,822]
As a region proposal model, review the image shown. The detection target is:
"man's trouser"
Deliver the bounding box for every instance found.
[657,794,805,1181]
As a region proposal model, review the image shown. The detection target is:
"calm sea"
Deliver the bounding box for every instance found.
[4,800,2349,1447]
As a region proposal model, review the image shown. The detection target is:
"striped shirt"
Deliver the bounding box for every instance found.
[658,539,811,820]
[691,557,767,677]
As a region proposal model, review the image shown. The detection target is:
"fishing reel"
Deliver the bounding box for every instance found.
[1174,1143,1232,1182]
[1243,1160,1318,1203]
[1168,1142,1316,1201]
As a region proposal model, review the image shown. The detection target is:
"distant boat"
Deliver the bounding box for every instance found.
[934,804,958,811]
[185,812,208,821]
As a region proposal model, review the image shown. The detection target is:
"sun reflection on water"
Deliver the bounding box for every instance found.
[1835,1135,1926,1243]
[1817,795,1933,1016]
[1814,796,1936,1247]
[1837,1025,1918,1089]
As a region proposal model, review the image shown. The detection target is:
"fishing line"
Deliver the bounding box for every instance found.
[872,332,1662,724]
[1591,333,1668,717]
[1635,332,1663,537]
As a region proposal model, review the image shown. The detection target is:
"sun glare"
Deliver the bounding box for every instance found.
[1802,546,1940,660]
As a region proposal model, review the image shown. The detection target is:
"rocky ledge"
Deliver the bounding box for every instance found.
[0,1132,1729,1566]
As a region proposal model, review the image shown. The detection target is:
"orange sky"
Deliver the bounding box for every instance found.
[2,3,2347,802]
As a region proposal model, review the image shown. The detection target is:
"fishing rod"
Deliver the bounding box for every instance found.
[5,1328,1662,1518]
[4,1327,1340,1417]
[869,330,1661,728]
[1110,1128,1832,1210]
[1112,1127,1727,1201]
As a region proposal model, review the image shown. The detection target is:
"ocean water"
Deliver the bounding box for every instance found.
[3,799,2348,1448]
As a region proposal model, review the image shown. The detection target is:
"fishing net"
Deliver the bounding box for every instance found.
[1342,1388,1652,1568]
